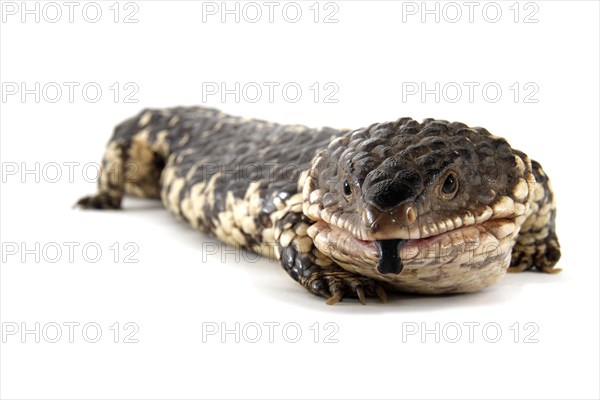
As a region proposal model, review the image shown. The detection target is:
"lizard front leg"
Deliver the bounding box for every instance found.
[272,195,387,305]
[510,159,561,274]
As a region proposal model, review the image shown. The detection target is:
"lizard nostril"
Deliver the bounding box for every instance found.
[362,205,380,230]
[400,203,417,226]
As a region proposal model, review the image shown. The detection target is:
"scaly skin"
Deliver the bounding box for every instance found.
[78,106,561,304]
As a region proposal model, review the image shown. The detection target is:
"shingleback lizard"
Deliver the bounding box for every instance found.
[77,106,561,304]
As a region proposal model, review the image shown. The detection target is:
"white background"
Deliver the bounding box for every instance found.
[1,1,599,399]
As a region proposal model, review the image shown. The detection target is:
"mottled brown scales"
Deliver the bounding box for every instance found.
[78,106,561,304]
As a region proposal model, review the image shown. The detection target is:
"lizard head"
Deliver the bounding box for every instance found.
[302,118,536,293]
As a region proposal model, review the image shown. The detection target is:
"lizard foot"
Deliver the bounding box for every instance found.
[306,271,388,305]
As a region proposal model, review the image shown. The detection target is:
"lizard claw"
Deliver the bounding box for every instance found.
[326,291,344,305]
[356,287,366,305]
[375,286,388,303]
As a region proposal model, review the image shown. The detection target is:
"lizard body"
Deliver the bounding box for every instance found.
[78,106,561,304]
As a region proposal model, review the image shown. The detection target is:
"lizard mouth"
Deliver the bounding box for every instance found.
[307,219,518,276]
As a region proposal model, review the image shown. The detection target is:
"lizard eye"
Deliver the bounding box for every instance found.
[342,179,353,197]
[440,171,458,198]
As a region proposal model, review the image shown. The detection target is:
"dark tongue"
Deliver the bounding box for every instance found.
[375,239,406,275]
